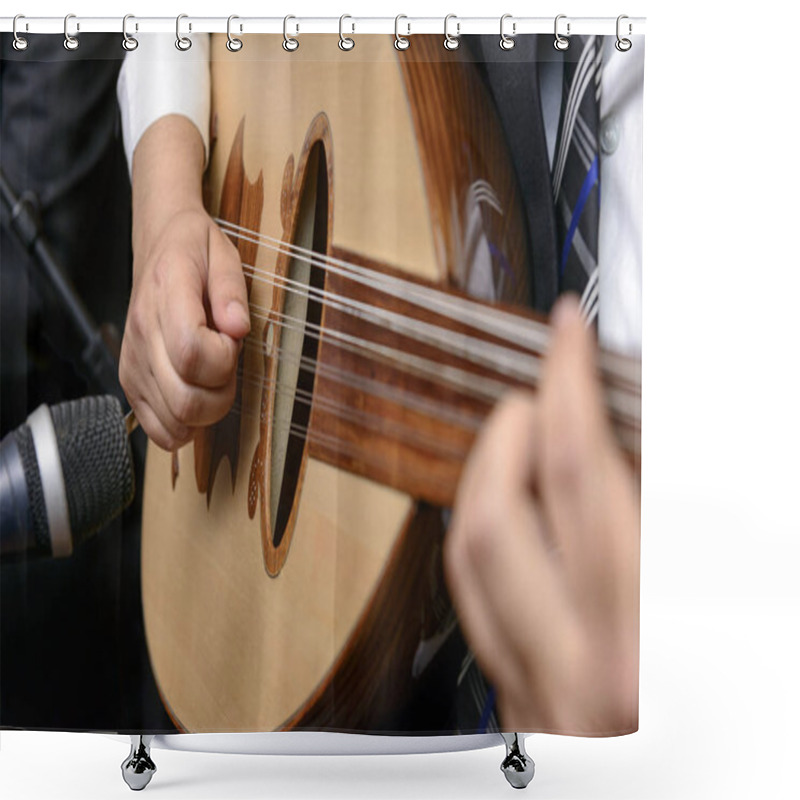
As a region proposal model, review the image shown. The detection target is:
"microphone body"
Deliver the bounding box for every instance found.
[0,430,37,555]
[0,396,135,560]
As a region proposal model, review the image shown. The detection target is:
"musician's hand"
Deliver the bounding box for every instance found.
[444,295,640,734]
[120,115,249,451]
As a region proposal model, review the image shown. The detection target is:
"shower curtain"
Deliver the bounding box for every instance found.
[0,27,643,741]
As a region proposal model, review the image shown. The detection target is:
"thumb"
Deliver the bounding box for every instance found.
[207,225,250,340]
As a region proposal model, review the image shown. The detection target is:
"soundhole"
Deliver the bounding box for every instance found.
[270,142,328,549]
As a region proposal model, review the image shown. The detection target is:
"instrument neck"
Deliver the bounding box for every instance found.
[307,246,641,506]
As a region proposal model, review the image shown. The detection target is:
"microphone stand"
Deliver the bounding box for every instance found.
[0,166,145,464]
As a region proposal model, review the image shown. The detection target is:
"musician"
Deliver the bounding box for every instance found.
[115,33,642,733]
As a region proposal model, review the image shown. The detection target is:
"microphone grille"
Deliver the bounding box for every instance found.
[50,395,135,545]
[13,424,50,554]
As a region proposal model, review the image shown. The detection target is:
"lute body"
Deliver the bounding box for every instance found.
[141,34,640,733]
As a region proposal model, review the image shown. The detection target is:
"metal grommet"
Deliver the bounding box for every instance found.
[443,14,459,51]
[122,14,139,51]
[176,13,192,51]
[226,15,243,51]
[554,14,570,51]
[12,15,29,51]
[394,14,410,51]
[283,15,299,51]
[616,14,632,52]
[63,13,79,51]
[339,14,355,51]
[499,14,516,50]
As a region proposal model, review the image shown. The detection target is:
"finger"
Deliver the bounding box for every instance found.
[542,297,640,619]
[538,296,611,549]
[447,488,579,714]
[122,345,192,450]
[207,225,250,341]
[136,357,198,448]
[445,394,541,648]
[119,329,188,448]
[129,397,188,453]
[576,454,641,635]
[546,294,610,452]
[443,521,505,682]
[470,391,540,500]
[158,255,242,388]
[149,331,238,429]
[445,395,576,693]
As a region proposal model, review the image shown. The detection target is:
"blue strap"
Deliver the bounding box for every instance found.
[478,685,497,733]
[559,154,600,277]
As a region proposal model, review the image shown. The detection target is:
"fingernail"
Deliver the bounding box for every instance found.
[227,301,250,329]
[552,294,582,331]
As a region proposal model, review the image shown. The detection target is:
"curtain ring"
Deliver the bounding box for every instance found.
[63,13,79,51]
[227,14,243,51]
[339,14,355,51]
[499,14,516,50]
[443,14,459,51]
[283,15,299,51]
[122,14,139,51]
[615,15,632,52]
[553,14,570,51]
[394,14,410,51]
[12,15,29,51]
[176,14,192,51]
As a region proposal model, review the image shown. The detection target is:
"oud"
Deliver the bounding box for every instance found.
[140,34,641,733]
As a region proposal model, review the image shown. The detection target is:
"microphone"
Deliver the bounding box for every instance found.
[0,396,135,560]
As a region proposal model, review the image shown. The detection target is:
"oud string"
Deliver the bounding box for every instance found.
[234,271,641,426]
[216,217,642,395]
[227,364,477,462]
[239,263,548,388]
[238,333,490,429]
[227,306,639,453]
[237,323,640,447]
[244,289,536,409]
[269,419,457,497]
[215,217,554,356]
[175,216,640,462]
[193,356,479,486]
[244,340,488,427]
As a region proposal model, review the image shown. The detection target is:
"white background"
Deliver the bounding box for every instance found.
[2,1,799,798]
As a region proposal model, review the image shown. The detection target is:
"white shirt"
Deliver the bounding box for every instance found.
[117,34,211,172]
[597,37,644,357]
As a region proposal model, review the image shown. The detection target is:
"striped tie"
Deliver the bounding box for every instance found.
[553,35,602,323]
